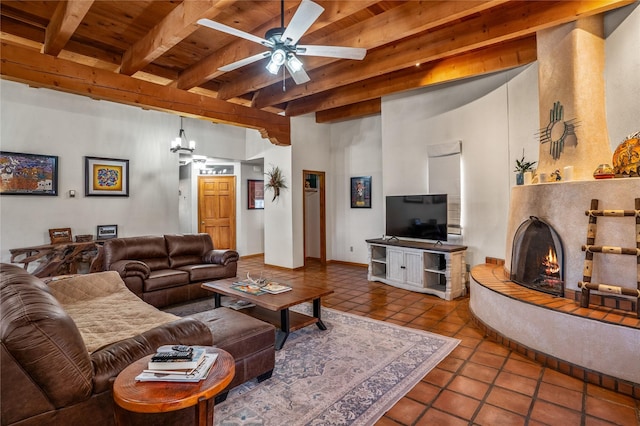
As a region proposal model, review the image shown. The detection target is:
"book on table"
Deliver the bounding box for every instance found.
[147,346,206,371]
[136,353,218,383]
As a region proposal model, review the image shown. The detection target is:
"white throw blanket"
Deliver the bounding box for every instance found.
[47,271,179,353]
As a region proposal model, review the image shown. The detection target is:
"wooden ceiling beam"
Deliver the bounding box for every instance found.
[42,0,94,56]
[286,36,537,117]
[315,98,381,124]
[255,0,633,110]
[219,0,508,100]
[120,0,236,76]
[0,42,290,146]
[174,0,379,91]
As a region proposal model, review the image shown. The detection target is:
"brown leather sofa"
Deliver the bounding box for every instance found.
[0,263,275,426]
[101,233,239,308]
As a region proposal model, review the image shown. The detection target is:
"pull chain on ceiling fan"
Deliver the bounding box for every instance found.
[197,0,366,86]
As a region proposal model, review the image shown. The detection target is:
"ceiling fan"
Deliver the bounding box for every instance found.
[197,0,366,85]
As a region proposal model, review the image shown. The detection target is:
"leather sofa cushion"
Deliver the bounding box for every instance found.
[191,308,275,362]
[103,236,170,271]
[144,269,190,292]
[165,234,213,268]
[177,264,237,282]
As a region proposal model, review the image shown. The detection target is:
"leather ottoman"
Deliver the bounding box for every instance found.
[191,307,276,399]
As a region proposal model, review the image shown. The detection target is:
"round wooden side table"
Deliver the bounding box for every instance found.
[113,347,234,426]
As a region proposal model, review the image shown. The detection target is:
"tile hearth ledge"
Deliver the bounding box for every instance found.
[470,264,639,397]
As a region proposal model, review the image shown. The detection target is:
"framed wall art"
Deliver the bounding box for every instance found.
[248,179,264,209]
[85,156,129,196]
[49,228,72,244]
[0,151,58,196]
[97,224,118,240]
[351,176,371,208]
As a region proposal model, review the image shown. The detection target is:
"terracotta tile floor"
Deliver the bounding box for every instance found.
[235,256,640,425]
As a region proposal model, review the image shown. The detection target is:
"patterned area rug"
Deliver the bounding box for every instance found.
[166,300,459,426]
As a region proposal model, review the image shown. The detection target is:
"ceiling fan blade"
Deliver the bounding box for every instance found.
[285,61,311,85]
[297,45,367,60]
[280,0,324,46]
[219,51,272,72]
[197,19,273,48]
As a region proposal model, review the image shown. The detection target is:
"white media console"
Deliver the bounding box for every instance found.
[366,238,467,300]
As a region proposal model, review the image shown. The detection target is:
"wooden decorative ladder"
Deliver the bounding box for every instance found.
[578,198,640,317]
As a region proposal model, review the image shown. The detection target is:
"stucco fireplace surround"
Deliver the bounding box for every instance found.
[471,14,639,396]
[471,178,640,395]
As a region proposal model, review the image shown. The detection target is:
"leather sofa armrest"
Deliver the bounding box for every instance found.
[109,260,150,279]
[203,249,239,266]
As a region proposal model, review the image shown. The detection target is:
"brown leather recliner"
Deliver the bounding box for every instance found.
[0,263,213,426]
[101,233,239,308]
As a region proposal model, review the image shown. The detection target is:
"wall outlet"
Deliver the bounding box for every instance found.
[350,246,353,252]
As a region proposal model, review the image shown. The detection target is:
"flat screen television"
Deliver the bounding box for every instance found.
[385,194,448,242]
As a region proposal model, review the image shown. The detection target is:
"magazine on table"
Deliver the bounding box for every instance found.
[227,299,256,310]
[136,353,218,383]
[260,282,292,294]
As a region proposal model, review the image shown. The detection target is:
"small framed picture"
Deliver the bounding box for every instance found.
[97,224,118,240]
[0,152,59,196]
[351,176,371,208]
[248,179,264,209]
[85,156,129,196]
[49,228,72,244]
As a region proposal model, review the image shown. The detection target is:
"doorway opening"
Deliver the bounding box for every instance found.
[303,170,326,265]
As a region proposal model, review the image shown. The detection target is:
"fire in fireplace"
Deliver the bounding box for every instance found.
[511,217,564,296]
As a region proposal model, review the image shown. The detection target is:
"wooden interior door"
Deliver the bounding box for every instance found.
[198,176,236,250]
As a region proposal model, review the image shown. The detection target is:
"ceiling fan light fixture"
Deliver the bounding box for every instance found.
[266,48,287,75]
[272,49,286,66]
[266,59,282,75]
[287,54,304,72]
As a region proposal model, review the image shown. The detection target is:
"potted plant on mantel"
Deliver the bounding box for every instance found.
[514,150,537,185]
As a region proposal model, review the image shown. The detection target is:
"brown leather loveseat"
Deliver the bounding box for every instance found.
[101,233,239,307]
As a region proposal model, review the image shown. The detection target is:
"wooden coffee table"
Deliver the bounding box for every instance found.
[202,280,334,350]
[113,347,234,426]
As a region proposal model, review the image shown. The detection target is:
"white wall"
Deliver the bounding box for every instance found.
[0,81,262,263]
[329,115,383,264]
[381,68,539,266]
[263,145,294,267]
[604,2,640,144]
[291,115,331,266]
[238,162,265,256]
[0,82,180,262]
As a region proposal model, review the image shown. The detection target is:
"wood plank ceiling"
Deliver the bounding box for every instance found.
[0,0,633,145]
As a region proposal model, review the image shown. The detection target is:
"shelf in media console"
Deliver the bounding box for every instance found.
[365,238,467,253]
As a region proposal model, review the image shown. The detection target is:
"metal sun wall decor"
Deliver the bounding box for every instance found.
[537,101,579,160]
